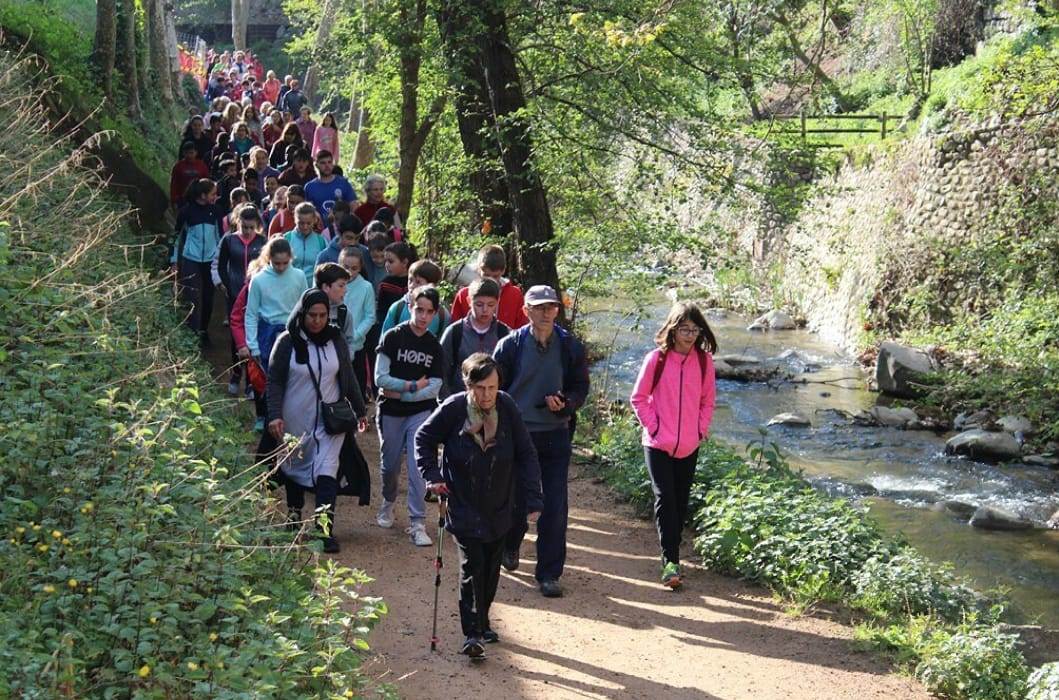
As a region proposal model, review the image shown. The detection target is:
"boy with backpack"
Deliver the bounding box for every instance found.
[439,277,509,398]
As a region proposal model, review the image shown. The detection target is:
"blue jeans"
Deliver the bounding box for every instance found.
[378,411,430,525]
[505,428,572,582]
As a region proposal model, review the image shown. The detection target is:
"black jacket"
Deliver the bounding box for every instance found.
[262,331,371,503]
[415,392,543,541]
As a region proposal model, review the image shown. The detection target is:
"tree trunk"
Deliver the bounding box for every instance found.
[93,0,117,101]
[120,0,142,119]
[231,0,249,52]
[392,0,448,223]
[436,2,513,250]
[395,94,445,222]
[303,0,339,103]
[352,107,374,168]
[436,0,559,290]
[138,2,152,93]
[146,0,173,102]
[164,8,183,97]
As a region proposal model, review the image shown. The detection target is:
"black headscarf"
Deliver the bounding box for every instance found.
[286,288,340,363]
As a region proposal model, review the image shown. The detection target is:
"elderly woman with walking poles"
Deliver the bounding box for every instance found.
[629,301,717,590]
[415,353,543,659]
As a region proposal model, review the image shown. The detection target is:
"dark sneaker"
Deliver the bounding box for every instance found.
[286,508,303,532]
[501,548,519,572]
[321,536,340,554]
[461,637,485,658]
[539,578,563,598]
[482,628,500,644]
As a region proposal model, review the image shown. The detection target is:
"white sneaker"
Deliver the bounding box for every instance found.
[407,523,432,547]
[376,501,395,529]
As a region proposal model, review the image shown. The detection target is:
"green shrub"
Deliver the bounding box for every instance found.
[915,624,1029,700]
[692,461,895,594]
[0,53,384,697]
[1026,662,1059,700]
[852,551,979,622]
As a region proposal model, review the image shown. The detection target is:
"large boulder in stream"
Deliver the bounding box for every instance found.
[969,506,1035,531]
[945,429,1022,464]
[867,406,919,428]
[874,342,940,398]
[748,310,797,331]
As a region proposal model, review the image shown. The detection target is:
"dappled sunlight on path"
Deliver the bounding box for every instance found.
[325,440,928,699]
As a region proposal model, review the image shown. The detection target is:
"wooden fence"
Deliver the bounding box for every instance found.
[771,112,894,148]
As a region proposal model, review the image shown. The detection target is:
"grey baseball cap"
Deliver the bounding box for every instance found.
[525,285,560,305]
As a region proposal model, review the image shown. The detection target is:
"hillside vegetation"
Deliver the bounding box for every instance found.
[0,42,383,697]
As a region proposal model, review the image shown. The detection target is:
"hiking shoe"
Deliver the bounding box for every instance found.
[253,417,265,433]
[407,523,432,547]
[539,579,563,598]
[662,562,683,589]
[461,637,485,658]
[321,536,340,554]
[376,501,395,529]
[228,380,240,396]
[501,548,519,572]
[482,628,500,644]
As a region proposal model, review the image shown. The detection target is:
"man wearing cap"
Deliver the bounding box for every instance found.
[492,285,590,598]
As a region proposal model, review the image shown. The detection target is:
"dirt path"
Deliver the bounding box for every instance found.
[202,306,927,699]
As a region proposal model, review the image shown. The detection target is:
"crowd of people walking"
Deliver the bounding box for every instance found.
[170,52,718,658]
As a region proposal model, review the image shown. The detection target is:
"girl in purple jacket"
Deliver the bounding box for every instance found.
[630,302,717,589]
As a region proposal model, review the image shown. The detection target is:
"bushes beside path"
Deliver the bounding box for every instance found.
[583,404,1053,700]
[0,54,385,697]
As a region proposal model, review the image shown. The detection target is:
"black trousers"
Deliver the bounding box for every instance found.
[285,475,338,535]
[454,535,505,638]
[352,348,369,398]
[177,260,214,334]
[644,446,699,566]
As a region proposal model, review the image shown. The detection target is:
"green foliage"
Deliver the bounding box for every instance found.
[915,623,1029,699]
[692,455,895,595]
[581,405,1034,693]
[0,54,384,696]
[0,0,184,187]
[1027,662,1059,700]
[852,552,979,622]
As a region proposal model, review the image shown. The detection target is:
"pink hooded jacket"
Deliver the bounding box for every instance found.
[630,348,717,459]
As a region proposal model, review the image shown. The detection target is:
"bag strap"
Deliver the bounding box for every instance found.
[649,350,668,393]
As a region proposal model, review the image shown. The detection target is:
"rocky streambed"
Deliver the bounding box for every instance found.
[585,297,1059,625]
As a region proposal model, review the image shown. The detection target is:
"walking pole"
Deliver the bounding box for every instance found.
[430,494,447,652]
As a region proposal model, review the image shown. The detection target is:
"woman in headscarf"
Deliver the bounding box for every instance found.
[414,353,543,658]
[267,288,368,553]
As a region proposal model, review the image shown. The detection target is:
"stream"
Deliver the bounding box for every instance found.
[585,295,1059,626]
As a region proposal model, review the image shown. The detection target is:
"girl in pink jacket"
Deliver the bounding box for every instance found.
[629,301,717,589]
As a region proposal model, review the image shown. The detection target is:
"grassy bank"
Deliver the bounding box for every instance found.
[0,50,384,696]
[581,403,1057,699]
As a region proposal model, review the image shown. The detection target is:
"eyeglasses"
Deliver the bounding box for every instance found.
[676,326,701,337]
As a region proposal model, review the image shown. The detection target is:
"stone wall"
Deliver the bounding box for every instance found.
[768,115,1059,353]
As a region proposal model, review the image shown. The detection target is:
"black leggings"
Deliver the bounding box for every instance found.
[285,475,339,535]
[644,447,699,566]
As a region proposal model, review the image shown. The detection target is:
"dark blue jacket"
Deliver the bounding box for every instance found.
[492,324,590,421]
[415,392,543,541]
